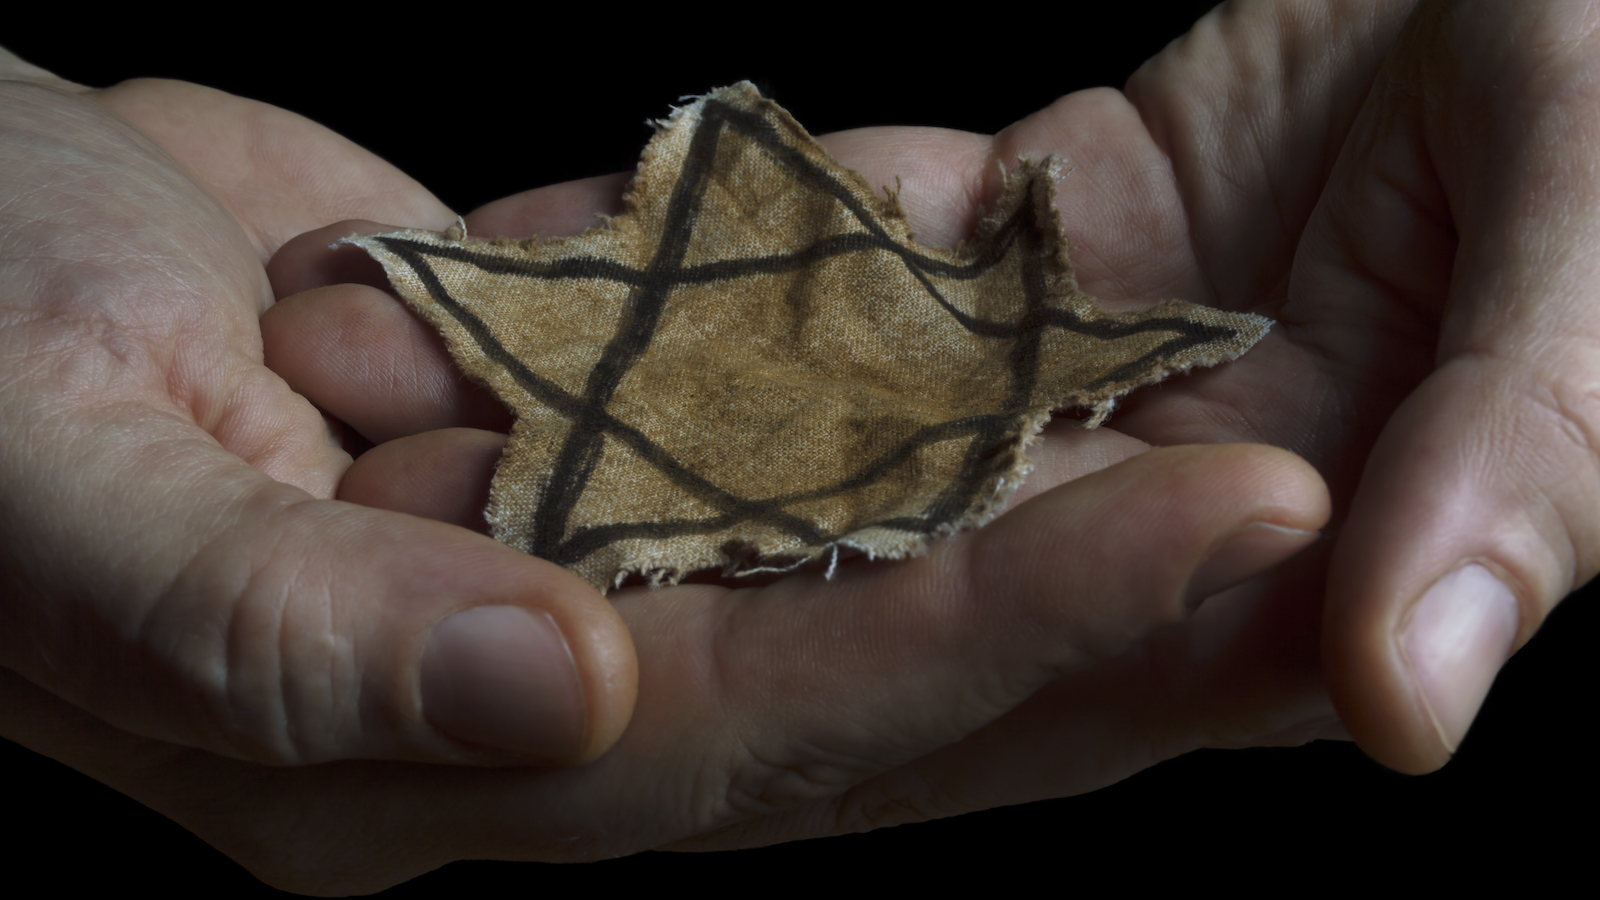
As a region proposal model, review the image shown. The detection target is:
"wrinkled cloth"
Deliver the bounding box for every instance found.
[348,82,1270,591]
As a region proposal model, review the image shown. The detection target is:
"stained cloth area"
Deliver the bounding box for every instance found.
[348,82,1271,591]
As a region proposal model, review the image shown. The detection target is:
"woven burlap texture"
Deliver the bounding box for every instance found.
[348,82,1271,591]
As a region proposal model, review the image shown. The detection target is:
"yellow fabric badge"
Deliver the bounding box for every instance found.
[347,83,1269,591]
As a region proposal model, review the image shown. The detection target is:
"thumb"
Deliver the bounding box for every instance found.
[1315,2,1600,772]
[0,422,637,766]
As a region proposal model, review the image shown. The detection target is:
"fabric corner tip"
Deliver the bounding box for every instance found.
[660,81,759,128]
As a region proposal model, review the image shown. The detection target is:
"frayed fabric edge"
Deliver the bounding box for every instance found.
[597,408,1053,594]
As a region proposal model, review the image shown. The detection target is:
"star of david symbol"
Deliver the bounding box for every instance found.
[350,83,1269,589]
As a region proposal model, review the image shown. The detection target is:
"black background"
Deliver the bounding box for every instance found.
[4,5,1593,893]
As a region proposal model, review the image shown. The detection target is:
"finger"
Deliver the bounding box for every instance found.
[519,443,1328,854]
[0,407,632,766]
[1120,0,1417,313]
[264,179,632,300]
[261,282,512,441]
[0,443,1329,893]
[672,541,1344,851]
[816,94,1241,311]
[1080,0,1419,459]
[465,171,631,238]
[330,418,1147,569]
[92,79,456,259]
[457,135,991,252]
[338,427,505,533]
[264,218,399,299]
[806,116,1194,306]
[1312,2,1600,772]
[995,417,1153,510]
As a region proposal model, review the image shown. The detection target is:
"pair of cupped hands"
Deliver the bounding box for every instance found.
[3,0,1597,893]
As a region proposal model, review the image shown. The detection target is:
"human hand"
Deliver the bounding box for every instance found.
[0,60,643,781]
[0,46,1337,895]
[1112,0,1600,774]
[772,0,1597,775]
[270,0,1600,859]
[770,0,1600,780]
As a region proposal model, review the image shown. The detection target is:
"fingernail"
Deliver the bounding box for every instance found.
[1400,564,1519,754]
[1185,522,1319,609]
[420,606,585,758]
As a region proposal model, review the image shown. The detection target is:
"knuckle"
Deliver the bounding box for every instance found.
[828,768,969,834]
[159,486,344,765]
[711,734,880,823]
[1531,375,1600,463]
[1521,375,1600,583]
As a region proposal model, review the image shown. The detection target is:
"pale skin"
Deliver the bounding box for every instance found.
[2,0,1596,893]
